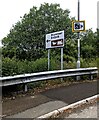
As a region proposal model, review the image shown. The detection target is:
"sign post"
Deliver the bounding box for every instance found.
[61,48,63,70]
[46,30,64,71]
[48,49,50,71]
[77,0,80,80]
[72,0,86,80]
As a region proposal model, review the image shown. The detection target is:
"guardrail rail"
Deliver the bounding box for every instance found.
[0,67,98,91]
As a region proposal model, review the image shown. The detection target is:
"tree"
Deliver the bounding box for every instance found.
[81,29,97,59]
[2,3,75,61]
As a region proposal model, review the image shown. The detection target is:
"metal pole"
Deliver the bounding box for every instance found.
[77,38,80,68]
[77,0,80,80]
[61,47,63,81]
[61,48,63,70]
[77,0,80,69]
[78,0,80,21]
[48,49,50,71]
[77,0,80,41]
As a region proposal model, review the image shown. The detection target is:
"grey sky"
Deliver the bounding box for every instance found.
[0,0,98,40]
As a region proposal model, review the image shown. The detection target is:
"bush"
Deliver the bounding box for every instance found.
[28,58,48,72]
[2,57,18,76]
[2,57,60,76]
[80,58,97,68]
[97,58,99,68]
[97,58,99,78]
[2,56,98,77]
[17,60,29,74]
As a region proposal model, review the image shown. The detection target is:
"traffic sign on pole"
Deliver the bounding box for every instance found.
[46,30,64,71]
[46,30,64,49]
[72,20,85,32]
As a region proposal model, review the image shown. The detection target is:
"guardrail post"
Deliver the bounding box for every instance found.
[23,84,28,92]
[90,74,93,80]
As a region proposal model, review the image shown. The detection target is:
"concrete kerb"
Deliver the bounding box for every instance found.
[38,94,98,119]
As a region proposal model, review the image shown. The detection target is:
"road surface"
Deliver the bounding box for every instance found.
[2,80,98,118]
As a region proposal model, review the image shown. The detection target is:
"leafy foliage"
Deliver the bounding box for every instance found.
[81,29,97,59]
[2,57,59,76]
[2,3,75,61]
[1,3,98,77]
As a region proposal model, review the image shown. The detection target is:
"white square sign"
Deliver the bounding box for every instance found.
[46,30,64,49]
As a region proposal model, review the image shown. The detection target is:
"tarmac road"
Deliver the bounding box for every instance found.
[2,80,98,118]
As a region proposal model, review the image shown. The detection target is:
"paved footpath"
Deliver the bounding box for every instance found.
[2,81,98,118]
[56,101,98,118]
[66,103,98,118]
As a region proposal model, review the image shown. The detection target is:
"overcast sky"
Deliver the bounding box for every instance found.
[0,0,98,40]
